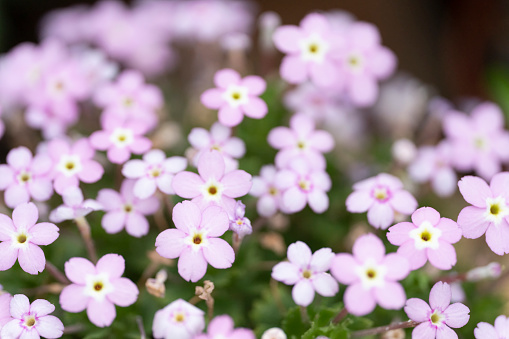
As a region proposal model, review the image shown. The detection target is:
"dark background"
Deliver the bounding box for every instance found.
[0,0,507,99]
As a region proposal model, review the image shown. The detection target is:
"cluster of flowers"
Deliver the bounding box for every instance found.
[41,0,255,77]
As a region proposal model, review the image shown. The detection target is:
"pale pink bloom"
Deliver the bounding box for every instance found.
[156,201,234,282]
[25,103,77,140]
[249,165,284,217]
[261,328,287,339]
[330,234,410,316]
[387,207,462,270]
[47,138,104,195]
[0,293,12,329]
[346,173,417,229]
[59,253,139,328]
[122,149,187,199]
[172,150,252,215]
[457,173,509,255]
[90,114,152,164]
[268,113,334,170]
[0,202,59,275]
[94,69,163,131]
[334,22,396,107]
[408,142,457,197]
[466,262,502,281]
[152,298,205,339]
[474,315,509,339]
[405,282,470,339]
[273,13,339,87]
[443,102,509,180]
[97,179,160,237]
[188,122,245,172]
[201,69,267,127]
[195,315,255,339]
[49,187,102,223]
[272,241,338,307]
[229,201,252,239]
[276,158,332,214]
[0,146,53,208]
[1,294,64,339]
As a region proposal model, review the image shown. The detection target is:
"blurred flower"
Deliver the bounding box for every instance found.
[404,281,470,338]
[201,68,267,127]
[331,234,410,316]
[250,165,284,217]
[457,173,509,255]
[466,262,502,281]
[49,187,102,223]
[195,314,255,339]
[97,179,160,237]
[474,315,509,338]
[272,241,338,307]
[152,298,205,339]
[1,294,64,339]
[155,201,234,282]
[392,138,416,166]
[261,328,287,339]
[0,293,12,329]
[387,207,462,270]
[59,253,139,327]
[0,202,59,275]
[346,173,417,229]
[229,201,252,239]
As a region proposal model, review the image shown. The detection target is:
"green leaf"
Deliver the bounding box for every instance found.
[282,306,309,339]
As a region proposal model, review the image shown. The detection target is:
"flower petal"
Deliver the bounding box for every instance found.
[292,279,315,307]
[107,277,138,307]
[458,176,491,208]
[404,298,431,322]
[311,273,338,297]
[12,202,38,230]
[18,244,45,275]
[34,315,64,338]
[429,281,451,310]
[96,253,125,279]
[86,298,116,328]
[373,282,406,310]
[65,257,96,284]
[344,283,376,316]
[59,284,89,312]
[178,247,208,283]
[202,238,234,269]
[444,303,470,328]
[271,262,300,285]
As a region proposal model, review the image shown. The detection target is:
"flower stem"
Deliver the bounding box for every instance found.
[300,306,309,324]
[351,320,420,337]
[332,308,348,324]
[75,216,98,263]
[45,261,70,285]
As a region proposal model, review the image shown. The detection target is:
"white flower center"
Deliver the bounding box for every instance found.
[484,196,509,224]
[356,258,387,289]
[268,186,279,196]
[57,155,83,177]
[297,177,312,192]
[296,140,307,150]
[149,165,163,178]
[473,136,488,150]
[222,85,249,108]
[301,269,313,279]
[409,221,442,250]
[123,204,134,213]
[23,315,36,329]
[346,52,365,73]
[84,273,114,302]
[17,171,32,185]
[172,311,186,323]
[429,310,445,328]
[201,178,224,202]
[123,96,134,108]
[110,127,134,148]
[12,230,30,249]
[299,34,330,63]
[185,231,208,251]
[372,186,391,202]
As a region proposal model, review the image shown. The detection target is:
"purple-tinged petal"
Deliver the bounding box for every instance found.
[367,202,394,229]
[122,159,146,178]
[308,189,329,214]
[412,207,440,226]
[1,320,23,338]
[374,282,406,309]
[188,128,211,149]
[198,151,225,181]
[107,147,131,164]
[387,222,414,246]
[309,248,334,272]
[222,170,252,198]
[134,196,160,215]
[96,253,125,279]
[108,277,138,307]
[310,60,338,88]
[267,127,296,149]
[474,322,498,339]
[54,175,79,195]
[72,138,95,160]
[29,222,59,246]
[30,299,54,317]
[412,322,436,339]
[272,262,300,285]
[7,147,32,170]
[34,315,64,338]
[163,156,187,174]
[280,56,308,84]
[12,202,38,229]
[89,130,111,151]
[96,189,123,211]
[436,325,459,339]
[178,247,208,282]
[429,281,451,310]
[18,243,45,275]
[349,22,381,50]
[287,241,312,267]
[457,206,490,239]
[444,303,470,328]
[10,294,30,318]
[485,222,509,256]
[28,179,53,201]
[59,284,89,312]
[397,241,427,270]
[218,105,244,127]
[125,213,149,237]
[458,176,491,208]
[436,218,462,243]
[0,215,15,241]
[242,76,266,96]
[101,211,126,234]
[273,26,303,53]
[155,229,187,259]
[382,253,410,281]
[390,190,417,215]
[292,279,315,306]
[242,97,268,119]
[404,298,431,322]
[311,273,338,297]
[349,75,378,107]
[65,257,96,284]
[78,160,104,183]
[494,314,509,335]
[208,315,234,335]
[0,165,14,189]
[432,167,457,198]
[201,88,224,109]
[346,190,374,213]
[353,233,385,263]
[172,201,201,234]
[330,253,358,284]
[282,187,307,213]
[428,241,457,270]
[172,172,203,199]
[308,130,335,152]
[133,177,157,199]
[200,205,229,236]
[155,174,174,195]
[490,172,509,200]
[87,298,116,328]
[344,283,376,316]
[368,47,397,79]
[203,238,234,269]
[257,195,278,217]
[214,69,241,88]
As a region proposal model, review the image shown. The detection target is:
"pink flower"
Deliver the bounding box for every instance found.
[276,158,332,214]
[229,201,252,239]
[49,187,102,223]
[474,315,509,338]
[97,179,160,237]
[273,13,338,87]
[272,241,338,307]
[408,142,457,197]
[405,282,470,339]
[47,138,104,195]
[0,146,53,208]
[334,22,397,107]
[330,234,410,316]
[0,202,59,275]
[249,165,284,217]
[268,113,334,170]
[346,173,417,229]
[122,149,187,199]
[195,315,255,339]
[59,253,139,328]
[1,294,64,339]
[200,68,267,127]
[188,122,245,172]
[443,102,509,180]
[94,70,163,131]
[155,201,235,282]
[457,173,509,255]
[172,150,252,214]
[387,207,462,270]
[152,298,205,339]
[90,114,152,164]
[0,293,12,329]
